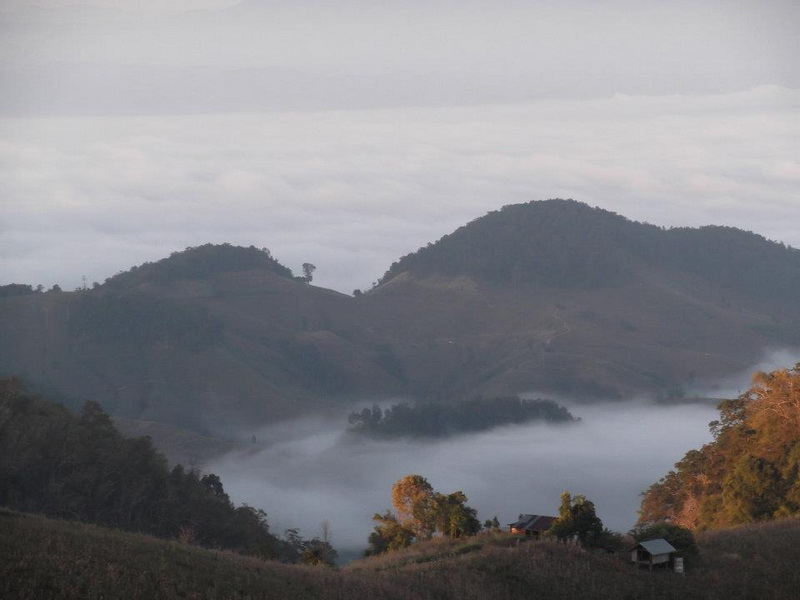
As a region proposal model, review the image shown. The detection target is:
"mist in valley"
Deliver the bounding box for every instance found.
[208,400,715,555]
[206,349,798,556]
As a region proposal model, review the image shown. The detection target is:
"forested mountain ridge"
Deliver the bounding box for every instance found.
[1,200,798,434]
[379,199,800,301]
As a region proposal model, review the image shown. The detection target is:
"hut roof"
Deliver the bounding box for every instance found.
[636,538,677,555]
[508,514,557,531]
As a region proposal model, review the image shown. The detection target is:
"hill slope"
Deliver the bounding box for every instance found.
[0,244,405,433]
[1,202,799,432]
[640,364,800,529]
[363,200,800,399]
[3,508,800,600]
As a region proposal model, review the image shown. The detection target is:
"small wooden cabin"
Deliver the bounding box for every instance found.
[508,514,557,539]
[630,538,677,570]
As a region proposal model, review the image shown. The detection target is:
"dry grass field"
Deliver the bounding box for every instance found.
[3,507,800,600]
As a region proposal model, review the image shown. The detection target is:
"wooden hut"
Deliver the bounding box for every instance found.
[508,514,557,539]
[630,538,677,570]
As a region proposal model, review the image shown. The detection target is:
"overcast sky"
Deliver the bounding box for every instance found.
[1,0,798,292]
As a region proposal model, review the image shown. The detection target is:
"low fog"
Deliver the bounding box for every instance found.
[209,400,718,555]
[207,349,798,556]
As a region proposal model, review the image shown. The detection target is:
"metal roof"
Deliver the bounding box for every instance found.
[638,538,677,555]
[509,514,557,530]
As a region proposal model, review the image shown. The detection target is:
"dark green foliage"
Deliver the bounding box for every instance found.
[380,200,640,288]
[633,522,699,566]
[301,262,316,283]
[68,292,223,349]
[378,199,800,299]
[0,283,36,297]
[549,491,604,548]
[103,243,294,290]
[348,396,576,439]
[365,511,415,556]
[0,380,287,560]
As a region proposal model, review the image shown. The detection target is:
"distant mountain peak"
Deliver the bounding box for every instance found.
[379,199,800,297]
[103,243,295,290]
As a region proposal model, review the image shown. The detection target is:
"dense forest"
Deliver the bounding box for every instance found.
[379,200,800,302]
[102,243,296,290]
[347,396,576,439]
[639,364,800,529]
[0,380,332,563]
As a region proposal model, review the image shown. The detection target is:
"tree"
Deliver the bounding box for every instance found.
[640,364,800,529]
[722,455,785,524]
[435,491,481,538]
[367,474,482,554]
[302,262,316,283]
[392,474,437,539]
[365,511,414,555]
[549,491,604,547]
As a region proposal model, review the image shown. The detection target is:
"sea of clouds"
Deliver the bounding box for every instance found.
[2,86,799,293]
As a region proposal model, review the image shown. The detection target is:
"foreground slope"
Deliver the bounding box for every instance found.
[3,508,800,600]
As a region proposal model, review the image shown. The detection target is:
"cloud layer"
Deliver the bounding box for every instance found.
[2,87,798,292]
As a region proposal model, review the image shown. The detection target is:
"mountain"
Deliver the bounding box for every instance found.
[0,244,405,433]
[1,202,799,433]
[364,200,800,399]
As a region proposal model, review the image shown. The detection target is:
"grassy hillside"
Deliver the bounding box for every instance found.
[3,508,800,600]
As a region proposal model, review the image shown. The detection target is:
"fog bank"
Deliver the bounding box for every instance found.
[209,401,718,553]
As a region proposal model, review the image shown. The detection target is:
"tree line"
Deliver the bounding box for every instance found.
[639,364,800,529]
[348,396,576,439]
[366,474,701,564]
[0,380,332,563]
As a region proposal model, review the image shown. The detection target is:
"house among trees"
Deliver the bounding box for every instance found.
[508,514,557,538]
[630,538,677,570]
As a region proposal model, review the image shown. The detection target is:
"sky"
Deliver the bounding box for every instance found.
[1,0,799,293]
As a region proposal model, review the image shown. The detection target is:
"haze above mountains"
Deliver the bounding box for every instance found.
[2,199,798,435]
